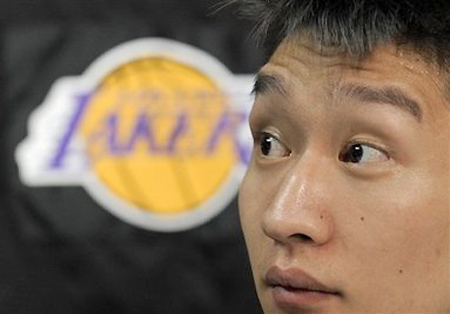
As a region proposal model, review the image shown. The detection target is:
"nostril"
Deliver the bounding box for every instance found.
[290,233,314,243]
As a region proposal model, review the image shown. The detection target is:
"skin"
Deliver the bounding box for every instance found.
[239,36,450,313]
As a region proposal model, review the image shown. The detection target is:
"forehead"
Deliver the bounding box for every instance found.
[260,37,449,125]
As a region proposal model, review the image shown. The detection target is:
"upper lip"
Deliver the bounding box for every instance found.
[264,266,341,296]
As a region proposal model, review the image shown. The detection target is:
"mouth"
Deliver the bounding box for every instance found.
[265,266,342,310]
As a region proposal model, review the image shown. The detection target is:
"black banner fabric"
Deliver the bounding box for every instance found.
[1,1,264,313]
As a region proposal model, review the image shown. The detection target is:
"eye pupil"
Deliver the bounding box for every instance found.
[260,135,272,155]
[346,144,364,163]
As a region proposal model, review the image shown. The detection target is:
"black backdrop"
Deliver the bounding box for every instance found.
[1,0,264,313]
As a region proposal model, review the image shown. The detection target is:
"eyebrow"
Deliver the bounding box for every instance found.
[253,73,423,122]
[252,73,289,97]
[338,84,423,122]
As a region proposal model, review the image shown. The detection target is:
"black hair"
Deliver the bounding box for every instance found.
[227,0,450,69]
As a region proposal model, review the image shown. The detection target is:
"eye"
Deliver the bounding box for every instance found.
[259,132,291,159]
[339,143,389,164]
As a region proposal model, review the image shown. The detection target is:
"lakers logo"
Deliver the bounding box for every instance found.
[16,38,254,231]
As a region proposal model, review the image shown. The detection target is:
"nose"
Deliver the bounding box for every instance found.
[262,152,335,247]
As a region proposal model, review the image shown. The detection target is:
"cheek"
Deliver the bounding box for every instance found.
[238,168,261,250]
[238,164,281,268]
[344,171,450,284]
[334,170,449,310]
[238,169,265,282]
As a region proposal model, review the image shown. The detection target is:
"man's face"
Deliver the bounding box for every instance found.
[239,37,450,313]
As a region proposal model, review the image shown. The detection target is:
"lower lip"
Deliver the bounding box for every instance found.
[271,286,336,310]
